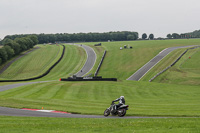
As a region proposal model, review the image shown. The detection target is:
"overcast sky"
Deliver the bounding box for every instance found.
[0,0,200,39]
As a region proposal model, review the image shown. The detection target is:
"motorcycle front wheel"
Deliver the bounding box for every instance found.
[118,109,126,117]
[104,109,110,117]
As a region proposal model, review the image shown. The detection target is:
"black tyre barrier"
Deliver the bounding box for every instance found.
[0,45,65,82]
[60,77,117,81]
[94,50,106,77]
[149,46,200,82]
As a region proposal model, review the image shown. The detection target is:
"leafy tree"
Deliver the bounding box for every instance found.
[182,30,200,38]
[167,34,172,39]
[27,35,38,45]
[4,31,139,43]
[4,45,14,59]
[127,35,135,40]
[172,33,180,39]
[0,58,2,65]
[2,38,13,45]
[142,33,147,40]
[14,38,27,52]
[0,35,39,66]
[12,42,21,55]
[4,40,21,55]
[48,34,56,43]
[149,34,154,40]
[180,34,186,38]
[38,34,47,44]
[0,47,8,63]
[24,37,34,48]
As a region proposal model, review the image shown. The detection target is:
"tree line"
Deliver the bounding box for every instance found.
[166,33,191,39]
[2,31,138,44]
[166,30,200,39]
[184,29,200,38]
[0,35,38,65]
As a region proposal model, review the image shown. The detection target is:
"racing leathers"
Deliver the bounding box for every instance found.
[112,97,125,111]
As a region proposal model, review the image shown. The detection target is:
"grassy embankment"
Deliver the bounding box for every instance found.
[1,39,199,81]
[142,47,200,85]
[0,45,62,80]
[82,39,200,80]
[0,44,86,82]
[37,44,86,81]
[0,116,200,133]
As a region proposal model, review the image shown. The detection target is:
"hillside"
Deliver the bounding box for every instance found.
[0,39,200,132]
[143,47,200,85]
[0,44,86,81]
[83,39,200,80]
[0,45,62,80]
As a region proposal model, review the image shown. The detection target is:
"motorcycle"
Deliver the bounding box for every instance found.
[104,102,129,117]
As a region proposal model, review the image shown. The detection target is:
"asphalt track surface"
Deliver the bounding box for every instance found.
[127,45,198,81]
[0,81,50,92]
[74,44,96,77]
[0,106,176,118]
[0,45,196,118]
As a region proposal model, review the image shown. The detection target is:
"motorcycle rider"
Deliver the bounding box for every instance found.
[112,96,125,111]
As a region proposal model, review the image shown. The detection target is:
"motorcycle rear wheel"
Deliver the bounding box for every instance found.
[118,109,126,117]
[104,109,110,117]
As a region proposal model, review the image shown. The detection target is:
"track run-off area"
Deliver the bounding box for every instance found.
[0,43,199,118]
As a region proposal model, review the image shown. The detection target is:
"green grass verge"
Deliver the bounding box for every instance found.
[0,45,62,80]
[0,44,86,81]
[141,48,188,81]
[82,39,200,80]
[0,81,200,117]
[37,44,86,81]
[143,47,200,85]
[0,48,35,71]
[0,116,200,133]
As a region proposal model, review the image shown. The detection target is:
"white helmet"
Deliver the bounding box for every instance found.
[120,96,124,99]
